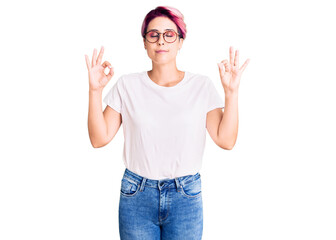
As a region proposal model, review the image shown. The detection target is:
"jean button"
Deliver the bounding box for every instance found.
[159,181,166,188]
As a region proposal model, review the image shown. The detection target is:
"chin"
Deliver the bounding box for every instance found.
[149,55,176,63]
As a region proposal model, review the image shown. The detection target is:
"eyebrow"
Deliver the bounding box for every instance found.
[148,28,175,32]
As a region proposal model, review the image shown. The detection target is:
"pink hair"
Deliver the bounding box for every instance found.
[141,6,187,40]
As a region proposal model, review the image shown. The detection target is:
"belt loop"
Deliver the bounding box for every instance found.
[140,177,147,192]
[175,177,182,192]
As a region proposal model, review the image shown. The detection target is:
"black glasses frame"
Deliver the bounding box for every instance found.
[144,29,182,43]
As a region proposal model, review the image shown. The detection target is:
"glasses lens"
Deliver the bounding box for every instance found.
[145,30,177,43]
[146,31,159,43]
[164,30,177,43]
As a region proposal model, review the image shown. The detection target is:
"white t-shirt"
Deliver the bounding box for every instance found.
[103,70,224,180]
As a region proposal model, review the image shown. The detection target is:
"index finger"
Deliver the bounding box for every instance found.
[96,46,104,65]
[230,46,234,66]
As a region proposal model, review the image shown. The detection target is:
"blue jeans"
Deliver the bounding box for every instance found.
[118,168,203,240]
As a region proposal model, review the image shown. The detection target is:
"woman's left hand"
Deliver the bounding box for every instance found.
[217,46,250,97]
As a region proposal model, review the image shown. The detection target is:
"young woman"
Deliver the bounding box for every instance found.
[86,5,250,240]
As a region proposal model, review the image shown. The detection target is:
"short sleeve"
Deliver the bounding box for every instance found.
[103,76,123,113]
[206,78,224,113]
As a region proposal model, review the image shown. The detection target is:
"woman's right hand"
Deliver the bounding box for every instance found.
[85,46,114,92]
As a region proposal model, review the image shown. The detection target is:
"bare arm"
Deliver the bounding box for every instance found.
[217,93,239,150]
[85,46,121,148]
[87,89,122,148]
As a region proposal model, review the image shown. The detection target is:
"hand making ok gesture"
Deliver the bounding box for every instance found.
[85,46,114,92]
[217,46,250,97]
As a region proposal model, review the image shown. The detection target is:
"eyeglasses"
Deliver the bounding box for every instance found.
[145,30,181,43]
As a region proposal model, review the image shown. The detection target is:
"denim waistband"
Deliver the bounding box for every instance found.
[122,168,201,192]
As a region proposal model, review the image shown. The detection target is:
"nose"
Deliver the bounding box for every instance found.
[158,34,165,45]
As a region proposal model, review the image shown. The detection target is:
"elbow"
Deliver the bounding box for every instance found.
[225,145,234,150]
[90,139,106,148]
[92,143,101,148]
[221,145,233,150]
[217,134,237,150]
[222,137,237,150]
[89,132,110,148]
[219,141,235,150]
[91,141,100,148]
[92,141,108,148]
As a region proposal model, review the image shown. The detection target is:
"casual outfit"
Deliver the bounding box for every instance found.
[103,70,224,239]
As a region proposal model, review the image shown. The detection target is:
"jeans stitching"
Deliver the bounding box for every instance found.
[180,178,202,198]
[180,187,202,198]
[123,176,139,185]
[159,188,171,222]
[120,178,141,197]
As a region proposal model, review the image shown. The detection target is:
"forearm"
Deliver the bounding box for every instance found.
[218,92,239,149]
[88,89,108,148]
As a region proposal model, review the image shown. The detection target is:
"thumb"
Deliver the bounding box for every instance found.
[106,65,114,81]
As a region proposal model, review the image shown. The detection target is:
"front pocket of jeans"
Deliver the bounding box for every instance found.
[180,178,202,198]
[120,178,140,197]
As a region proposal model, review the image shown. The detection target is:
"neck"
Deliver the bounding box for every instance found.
[148,61,184,85]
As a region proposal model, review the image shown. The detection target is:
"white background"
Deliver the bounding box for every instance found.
[1,0,335,239]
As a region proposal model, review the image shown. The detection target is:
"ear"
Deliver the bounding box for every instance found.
[178,38,184,50]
